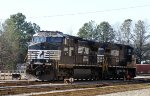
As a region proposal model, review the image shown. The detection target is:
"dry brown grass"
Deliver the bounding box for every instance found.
[33,84,150,96]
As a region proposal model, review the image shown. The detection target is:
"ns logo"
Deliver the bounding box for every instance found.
[37,51,44,59]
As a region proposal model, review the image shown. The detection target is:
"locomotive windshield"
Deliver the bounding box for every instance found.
[33,37,46,43]
[32,36,63,43]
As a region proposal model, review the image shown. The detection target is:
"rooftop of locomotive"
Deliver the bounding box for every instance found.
[33,30,97,42]
[33,31,64,37]
[32,31,134,49]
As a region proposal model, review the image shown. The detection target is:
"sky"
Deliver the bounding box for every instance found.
[0,0,150,35]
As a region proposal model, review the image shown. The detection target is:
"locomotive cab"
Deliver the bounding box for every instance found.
[26,31,63,80]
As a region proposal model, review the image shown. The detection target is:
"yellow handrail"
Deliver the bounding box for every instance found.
[102,57,108,73]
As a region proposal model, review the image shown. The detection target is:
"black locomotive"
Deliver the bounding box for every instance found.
[26,31,136,81]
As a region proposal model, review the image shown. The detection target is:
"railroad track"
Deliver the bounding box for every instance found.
[0,78,149,96]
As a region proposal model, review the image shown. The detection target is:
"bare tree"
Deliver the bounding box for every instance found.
[114,23,125,44]
[133,20,150,63]
[120,19,133,45]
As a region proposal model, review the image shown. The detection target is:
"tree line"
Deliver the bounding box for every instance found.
[0,13,40,70]
[77,19,150,64]
[0,13,150,70]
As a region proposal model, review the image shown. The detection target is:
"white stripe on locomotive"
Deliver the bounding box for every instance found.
[27,50,61,60]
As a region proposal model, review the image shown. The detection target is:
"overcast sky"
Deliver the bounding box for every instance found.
[0,0,150,35]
